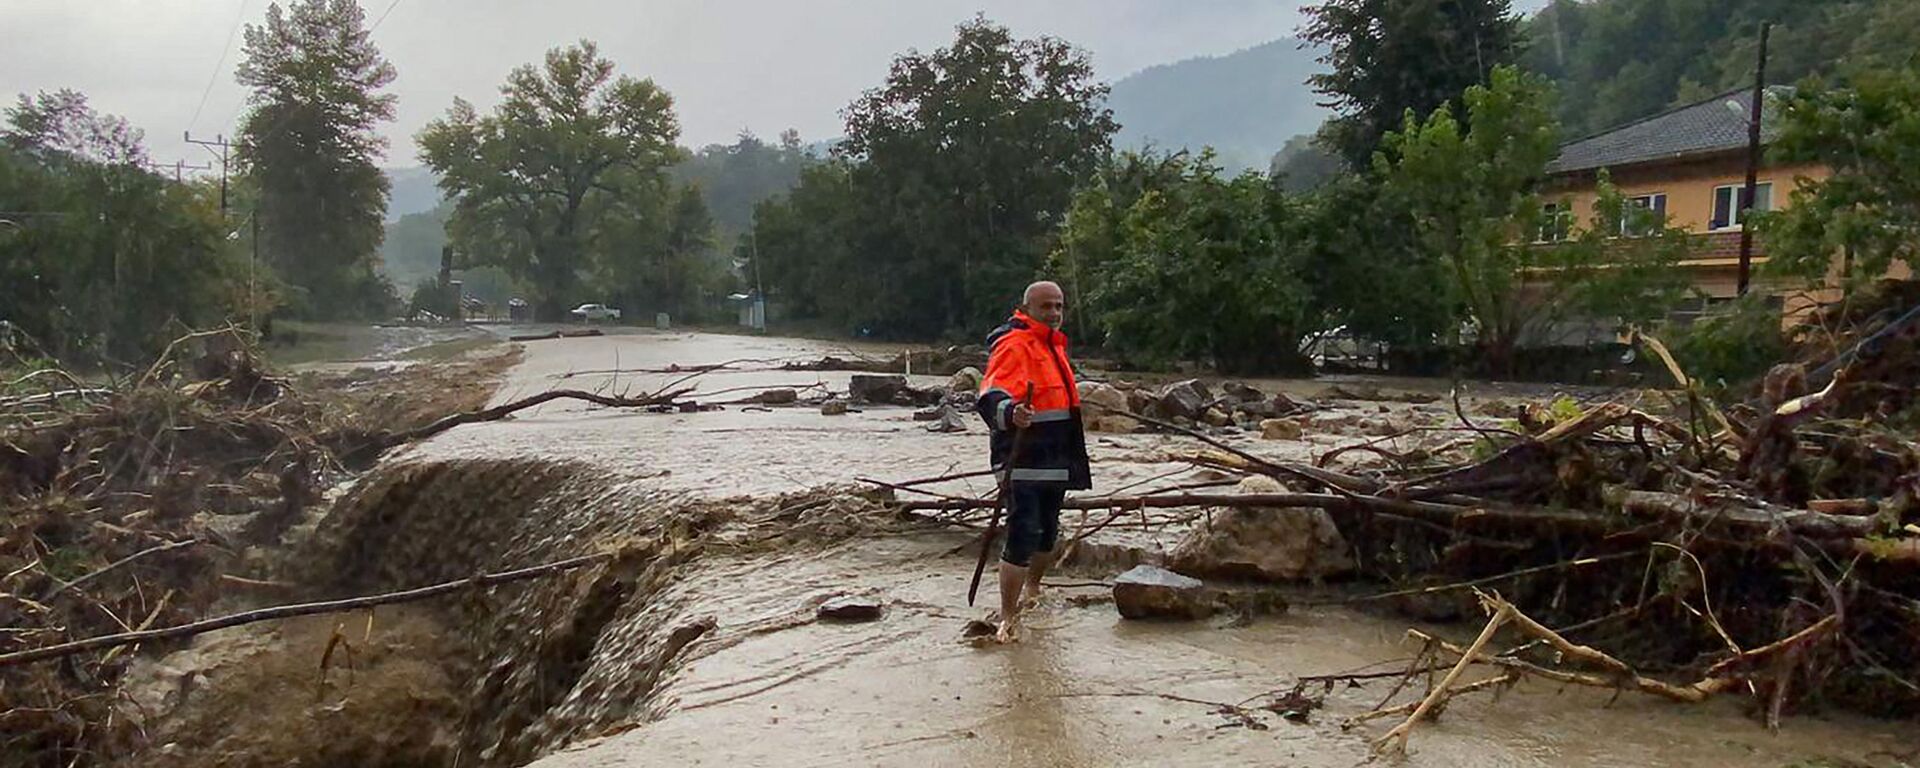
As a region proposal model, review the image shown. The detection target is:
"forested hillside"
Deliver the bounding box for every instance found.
[1105,39,1326,172]
[1524,0,1920,136]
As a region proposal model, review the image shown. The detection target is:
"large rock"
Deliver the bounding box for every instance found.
[817,594,885,621]
[848,374,909,404]
[1112,565,1215,620]
[1260,419,1303,441]
[1078,381,1129,415]
[948,366,983,394]
[1221,381,1265,404]
[1168,475,1355,582]
[751,388,798,405]
[1154,379,1212,420]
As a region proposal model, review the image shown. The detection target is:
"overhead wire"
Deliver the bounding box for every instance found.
[189,0,251,131]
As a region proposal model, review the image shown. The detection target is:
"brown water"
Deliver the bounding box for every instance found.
[167,328,1915,768]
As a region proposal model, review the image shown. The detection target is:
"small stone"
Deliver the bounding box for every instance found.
[817,594,885,621]
[1260,419,1303,441]
[1112,565,1216,620]
[1202,408,1231,427]
[820,400,850,416]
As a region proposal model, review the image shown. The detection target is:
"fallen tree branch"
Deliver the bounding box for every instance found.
[0,553,609,667]
[357,387,695,454]
[1373,598,1513,755]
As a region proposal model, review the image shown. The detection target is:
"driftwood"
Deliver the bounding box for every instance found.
[0,553,608,668]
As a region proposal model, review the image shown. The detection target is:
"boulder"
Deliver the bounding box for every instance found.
[820,400,850,416]
[948,366,983,394]
[1154,379,1212,420]
[753,388,799,405]
[817,594,885,621]
[1078,381,1129,416]
[1221,381,1265,403]
[1168,475,1355,582]
[848,374,909,404]
[1125,387,1154,415]
[1202,408,1231,427]
[1260,419,1303,441]
[1112,565,1215,620]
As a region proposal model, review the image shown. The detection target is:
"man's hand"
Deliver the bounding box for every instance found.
[1012,403,1034,429]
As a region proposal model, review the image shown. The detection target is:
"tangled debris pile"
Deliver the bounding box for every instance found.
[0,329,522,767]
[890,286,1920,748]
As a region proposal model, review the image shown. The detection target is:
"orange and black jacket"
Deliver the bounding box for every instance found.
[976,310,1092,490]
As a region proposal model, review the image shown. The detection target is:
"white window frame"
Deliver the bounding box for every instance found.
[1535,201,1573,243]
[1617,192,1667,237]
[1710,181,1775,232]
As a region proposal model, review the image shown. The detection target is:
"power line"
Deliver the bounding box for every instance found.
[189,0,251,131]
[370,0,404,32]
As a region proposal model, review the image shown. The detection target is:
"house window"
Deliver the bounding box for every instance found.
[1710,182,1774,230]
[1536,201,1573,243]
[1617,193,1667,237]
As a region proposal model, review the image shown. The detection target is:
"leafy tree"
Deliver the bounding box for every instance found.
[2,92,249,364]
[1302,0,1523,168]
[235,0,397,319]
[1269,132,1345,192]
[418,41,683,319]
[673,130,812,250]
[815,16,1117,338]
[1374,66,1691,372]
[1053,152,1315,373]
[1762,65,1920,286]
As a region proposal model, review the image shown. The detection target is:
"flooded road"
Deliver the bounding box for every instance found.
[387,328,1915,767]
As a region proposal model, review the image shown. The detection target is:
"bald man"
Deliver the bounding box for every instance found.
[975,281,1092,643]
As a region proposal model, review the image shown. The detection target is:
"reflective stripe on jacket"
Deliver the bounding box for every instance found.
[975,310,1092,490]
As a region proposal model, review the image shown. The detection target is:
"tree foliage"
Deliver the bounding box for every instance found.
[749,17,1117,339]
[1302,0,1524,168]
[673,130,812,249]
[1051,152,1315,373]
[2,92,248,364]
[1373,66,1691,371]
[418,40,685,319]
[1524,0,1920,137]
[1762,65,1920,285]
[235,0,397,319]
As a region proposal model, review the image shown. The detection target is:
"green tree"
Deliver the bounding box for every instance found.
[418,41,682,319]
[812,16,1118,338]
[235,0,397,319]
[1374,66,1690,372]
[673,130,812,250]
[1302,0,1524,168]
[1762,65,1920,286]
[1053,152,1315,373]
[2,91,249,364]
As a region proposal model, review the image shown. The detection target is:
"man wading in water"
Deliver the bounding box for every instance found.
[975,281,1092,643]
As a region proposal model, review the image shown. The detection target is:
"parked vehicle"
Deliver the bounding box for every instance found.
[570,303,621,323]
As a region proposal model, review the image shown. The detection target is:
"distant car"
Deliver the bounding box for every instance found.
[570,303,621,323]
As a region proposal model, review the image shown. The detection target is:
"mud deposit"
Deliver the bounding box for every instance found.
[125,330,1917,768]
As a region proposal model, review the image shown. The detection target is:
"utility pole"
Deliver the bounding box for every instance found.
[184,131,233,216]
[250,212,261,330]
[1736,22,1771,298]
[143,159,212,182]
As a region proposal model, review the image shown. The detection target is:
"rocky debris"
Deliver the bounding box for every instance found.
[817,594,885,621]
[1168,475,1355,582]
[949,366,983,394]
[1361,418,1404,437]
[1154,379,1212,421]
[820,400,850,416]
[1221,381,1265,404]
[1112,565,1216,620]
[1260,418,1304,441]
[849,374,909,404]
[1124,387,1154,415]
[1325,383,1441,404]
[925,404,969,433]
[751,388,799,405]
[1078,381,1129,415]
[1202,408,1232,427]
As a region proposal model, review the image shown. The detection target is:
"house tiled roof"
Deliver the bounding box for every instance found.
[1546,87,1789,175]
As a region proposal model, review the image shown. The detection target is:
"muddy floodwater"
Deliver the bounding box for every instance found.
[329,329,1918,766]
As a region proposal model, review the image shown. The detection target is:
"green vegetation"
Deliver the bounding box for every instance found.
[1,92,248,365]
[746,17,1118,340]
[235,0,398,319]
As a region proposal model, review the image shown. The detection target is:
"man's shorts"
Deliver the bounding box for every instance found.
[1001,484,1067,567]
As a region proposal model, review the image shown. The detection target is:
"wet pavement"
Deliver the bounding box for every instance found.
[409,328,1916,768]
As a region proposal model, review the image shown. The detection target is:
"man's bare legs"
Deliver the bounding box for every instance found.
[996,560,1026,643]
[994,548,1056,643]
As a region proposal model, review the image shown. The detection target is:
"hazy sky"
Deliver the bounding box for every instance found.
[3,0,1548,169]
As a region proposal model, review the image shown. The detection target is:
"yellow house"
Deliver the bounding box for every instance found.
[1538,86,1848,320]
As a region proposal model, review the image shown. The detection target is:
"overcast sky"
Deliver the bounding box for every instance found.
[3,0,1547,170]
